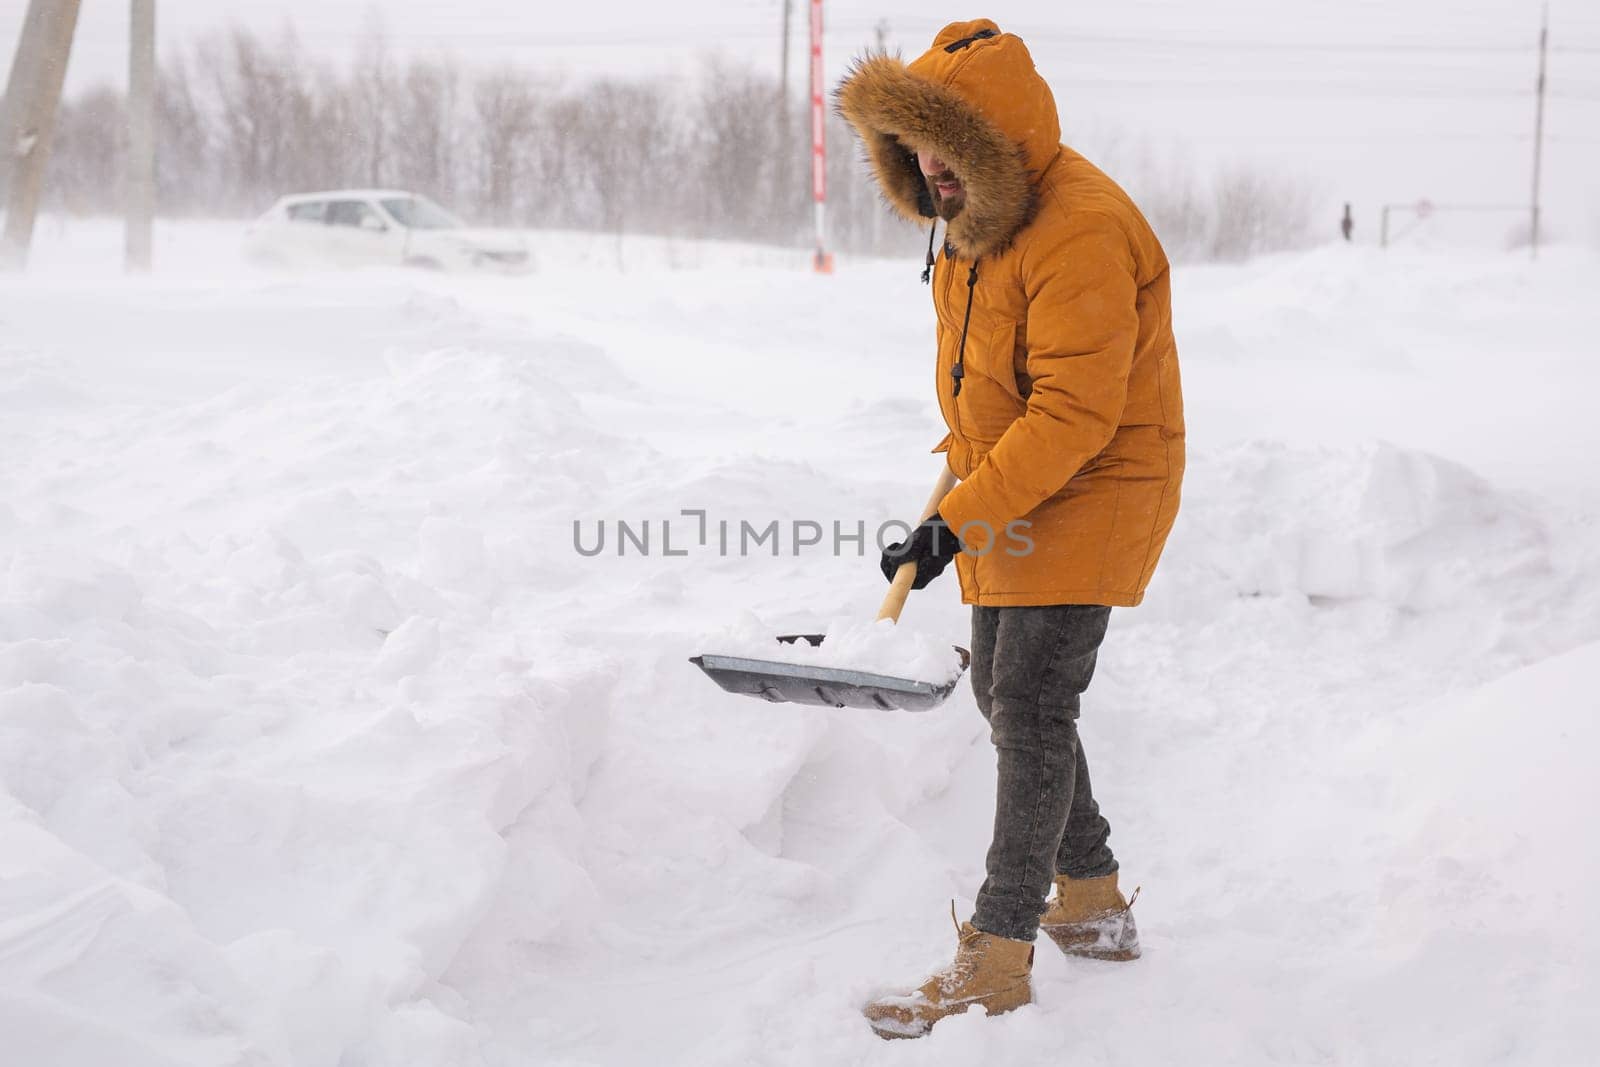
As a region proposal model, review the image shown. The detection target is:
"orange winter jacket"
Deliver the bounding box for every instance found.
[838,19,1185,607]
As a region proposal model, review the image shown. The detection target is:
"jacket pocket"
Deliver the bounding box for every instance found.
[955,319,1026,446]
[968,320,1024,401]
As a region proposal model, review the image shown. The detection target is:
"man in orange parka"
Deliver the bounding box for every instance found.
[837,19,1185,1038]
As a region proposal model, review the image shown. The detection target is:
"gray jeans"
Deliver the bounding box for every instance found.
[970,604,1119,942]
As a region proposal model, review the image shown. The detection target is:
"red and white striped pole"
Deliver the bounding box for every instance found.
[808,0,833,273]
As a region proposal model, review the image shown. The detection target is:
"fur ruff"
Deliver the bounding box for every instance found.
[835,54,1037,259]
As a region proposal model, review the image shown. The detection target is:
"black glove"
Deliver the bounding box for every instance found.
[880,512,963,590]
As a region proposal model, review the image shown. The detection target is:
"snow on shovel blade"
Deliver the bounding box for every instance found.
[690,634,970,713]
[694,469,969,712]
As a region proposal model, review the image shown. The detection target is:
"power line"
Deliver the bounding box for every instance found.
[1048,79,1533,99]
[1199,132,1536,143]
[160,26,1580,103]
[1022,32,1536,55]
[201,23,1600,59]
[833,18,1600,55]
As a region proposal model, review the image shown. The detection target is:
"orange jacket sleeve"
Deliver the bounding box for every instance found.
[938,210,1139,550]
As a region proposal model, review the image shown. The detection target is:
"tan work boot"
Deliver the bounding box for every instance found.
[1039,872,1141,961]
[863,909,1034,1040]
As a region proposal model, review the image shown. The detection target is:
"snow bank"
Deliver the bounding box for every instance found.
[1,325,631,1063]
[2,229,1597,1064]
[1344,639,1600,1066]
[1151,440,1559,615]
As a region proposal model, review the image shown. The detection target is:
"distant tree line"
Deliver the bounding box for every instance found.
[31,25,1313,260]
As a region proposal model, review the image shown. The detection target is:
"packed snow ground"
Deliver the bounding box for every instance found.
[2,220,1598,1066]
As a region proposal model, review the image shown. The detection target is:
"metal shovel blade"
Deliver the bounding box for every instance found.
[690,634,971,713]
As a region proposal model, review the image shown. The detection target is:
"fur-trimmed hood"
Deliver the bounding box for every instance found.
[834,19,1062,259]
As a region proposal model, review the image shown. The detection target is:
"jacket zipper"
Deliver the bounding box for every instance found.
[936,245,965,466]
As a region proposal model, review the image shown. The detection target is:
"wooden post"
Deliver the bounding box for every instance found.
[126,0,156,272]
[1,0,83,271]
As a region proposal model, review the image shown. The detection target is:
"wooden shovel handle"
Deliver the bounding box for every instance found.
[877,466,960,623]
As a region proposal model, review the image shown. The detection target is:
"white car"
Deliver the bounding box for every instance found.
[244,190,531,272]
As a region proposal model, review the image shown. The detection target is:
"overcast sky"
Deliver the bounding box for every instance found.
[5,0,1598,239]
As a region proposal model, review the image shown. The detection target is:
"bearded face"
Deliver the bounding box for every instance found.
[915,148,966,220]
[925,172,966,220]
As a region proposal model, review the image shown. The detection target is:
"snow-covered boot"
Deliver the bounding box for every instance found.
[862,909,1034,1040]
[1039,872,1141,961]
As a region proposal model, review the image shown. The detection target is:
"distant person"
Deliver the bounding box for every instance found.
[838,19,1186,1039]
[1342,202,1354,242]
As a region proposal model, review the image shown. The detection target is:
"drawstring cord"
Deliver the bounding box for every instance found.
[917,224,977,399]
[952,261,978,397]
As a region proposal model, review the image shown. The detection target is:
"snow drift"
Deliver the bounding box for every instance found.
[1,221,1596,1064]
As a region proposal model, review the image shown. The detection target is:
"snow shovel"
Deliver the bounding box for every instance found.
[690,469,970,712]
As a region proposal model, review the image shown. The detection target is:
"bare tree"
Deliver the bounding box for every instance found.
[473,68,536,225]
[566,79,683,236]
[45,84,124,214]
[204,28,311,208]
[691,58,783,240]
[29,30,1324,262]
[1126,146,1208,262]
[350,21,394,189]
[394,56,462,204]
[155,56,213,213]
[1208,165,1313,261]
[523,87,581,228]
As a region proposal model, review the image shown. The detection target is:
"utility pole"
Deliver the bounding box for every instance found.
[0,3,51,199]
[1530,3,1548,261]
[780,0,793,102]
[780,0,797,238]
[875,19,889,53]
[1,0,83,272]
[126,0,156,272]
